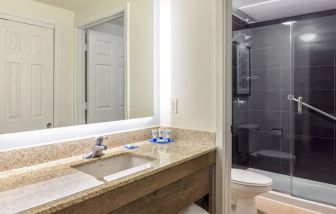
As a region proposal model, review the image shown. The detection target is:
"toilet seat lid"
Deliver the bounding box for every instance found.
[231,169,272,187]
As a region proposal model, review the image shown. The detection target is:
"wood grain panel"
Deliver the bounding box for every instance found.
[54,151,215,214]
[110,168,210,214]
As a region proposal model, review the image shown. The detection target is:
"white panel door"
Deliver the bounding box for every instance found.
[87,30,125,123]
[0,19,54,134]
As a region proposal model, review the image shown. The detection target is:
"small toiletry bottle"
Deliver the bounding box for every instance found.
[158,128,164,139]
[152,129,158,142]
[165,129,171,142]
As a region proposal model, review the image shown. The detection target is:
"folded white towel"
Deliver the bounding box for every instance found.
[179,203,208,214]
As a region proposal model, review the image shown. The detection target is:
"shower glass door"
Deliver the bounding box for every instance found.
[232,0,336,208]
[232,19,293,195]
[290,13,336,206]
[232,11,336,205]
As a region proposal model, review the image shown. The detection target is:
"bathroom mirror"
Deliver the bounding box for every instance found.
[0,0,154,134]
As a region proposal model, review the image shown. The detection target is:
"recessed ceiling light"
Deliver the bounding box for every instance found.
[300,33,316,42]
[239,0,280,10]
[282,21,296,26]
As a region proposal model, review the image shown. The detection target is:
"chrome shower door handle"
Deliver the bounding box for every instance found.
[298,96,303,114]
[288,94,336,121]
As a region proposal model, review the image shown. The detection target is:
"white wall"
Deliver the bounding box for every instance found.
[160,0,216,132]
[0,0,75,127]
[127,0,154,119]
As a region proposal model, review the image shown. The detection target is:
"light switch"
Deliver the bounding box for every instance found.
[170,98,178,114]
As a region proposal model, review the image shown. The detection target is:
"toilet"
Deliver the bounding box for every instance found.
[231,168,272,214]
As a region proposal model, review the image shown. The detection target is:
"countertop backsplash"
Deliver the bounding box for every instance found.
[0,127,215,172]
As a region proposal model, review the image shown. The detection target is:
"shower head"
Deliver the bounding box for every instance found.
[233,33,251,42]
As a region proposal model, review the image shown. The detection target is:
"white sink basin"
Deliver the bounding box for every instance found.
[72,154,154,182]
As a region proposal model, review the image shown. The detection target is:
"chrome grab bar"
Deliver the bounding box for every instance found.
[288,95,336,121]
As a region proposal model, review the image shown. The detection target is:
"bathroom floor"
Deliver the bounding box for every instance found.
[256,197,318,214]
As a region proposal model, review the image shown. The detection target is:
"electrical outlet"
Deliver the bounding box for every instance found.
[170,98,178,114]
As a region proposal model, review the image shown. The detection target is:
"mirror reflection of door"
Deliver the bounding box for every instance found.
[86,15,126,124]
[0,0,154,134]
[0,19,54,133]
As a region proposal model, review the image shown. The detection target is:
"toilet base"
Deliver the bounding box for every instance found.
[231,169,273,214]
[232,197,257,214]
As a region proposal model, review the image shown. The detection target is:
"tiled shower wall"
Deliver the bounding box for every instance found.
[232,15,250,167]
[232,10,336,186]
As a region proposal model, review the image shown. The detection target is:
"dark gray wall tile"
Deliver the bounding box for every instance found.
[249,90,282,111]
[294,66,334,90]
[251,47,282,69]
[294,41,335,67]
[294,112,334,139]
[251,69,282,90]
[249,24,282,49]
[249,110,281,132]
[293,136,335,184]
[293,15,336,45]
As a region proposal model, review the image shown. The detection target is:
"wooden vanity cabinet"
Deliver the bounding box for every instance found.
[54,151,216,214]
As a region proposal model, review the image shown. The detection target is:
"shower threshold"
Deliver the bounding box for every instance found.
[248,168,336,208]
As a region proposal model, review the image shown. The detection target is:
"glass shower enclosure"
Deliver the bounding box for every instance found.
[232,11,336,206]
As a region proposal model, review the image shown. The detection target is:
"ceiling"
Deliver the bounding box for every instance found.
[233,0,336,22]
[35,0,336,23]
[33,0,93,11]
[34,0,124,26]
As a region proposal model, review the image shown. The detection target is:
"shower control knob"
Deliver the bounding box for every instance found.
[234,98,246,107]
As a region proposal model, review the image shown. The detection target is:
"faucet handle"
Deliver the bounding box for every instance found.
[95,136,108,146]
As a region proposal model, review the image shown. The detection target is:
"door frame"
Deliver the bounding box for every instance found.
[0,11,57,128]
[0,12,54,29]
[215,0,232,213]
[74,4,129,125]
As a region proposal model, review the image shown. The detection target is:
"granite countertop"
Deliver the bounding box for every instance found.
[0,140,215,214]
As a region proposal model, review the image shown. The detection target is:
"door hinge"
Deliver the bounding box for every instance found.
[84,44,88,52]
[84,102,88,110]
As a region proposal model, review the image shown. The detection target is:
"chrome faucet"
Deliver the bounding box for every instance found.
[83,136,108,159]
